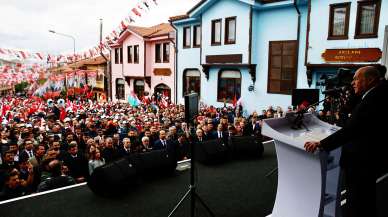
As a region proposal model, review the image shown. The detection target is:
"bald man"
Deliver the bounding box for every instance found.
[305,66,388,217]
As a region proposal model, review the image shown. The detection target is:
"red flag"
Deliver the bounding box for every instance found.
[19,51,28,59]
[120,21,128,30]
[131,8,142,17]
[59,107,66,121]
[232,94,237,107]
[35,52,43,60]
[86,91,93,99]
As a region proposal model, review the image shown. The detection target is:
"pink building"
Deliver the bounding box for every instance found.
[110,23,176,102]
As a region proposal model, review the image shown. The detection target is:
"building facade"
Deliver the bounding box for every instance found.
[110,23,176,102]
[171,0,310,113]
[306,0,388,94]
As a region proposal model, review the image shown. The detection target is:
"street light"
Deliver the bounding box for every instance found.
[48,29,76,65]
[49,29,76,93]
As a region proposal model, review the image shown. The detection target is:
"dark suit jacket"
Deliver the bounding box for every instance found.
[19,150,34,162]
[320,80,388,178]
[212,131,229,145]
[62,152,89,179]
[153,139,178,161]
[243,123,261,136]
[101,148,120,163]
[153,139,169,150]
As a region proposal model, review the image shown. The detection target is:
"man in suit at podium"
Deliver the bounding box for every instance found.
[305,66,388,217]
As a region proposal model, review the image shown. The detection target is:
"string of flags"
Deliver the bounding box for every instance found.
[0,0,159,66]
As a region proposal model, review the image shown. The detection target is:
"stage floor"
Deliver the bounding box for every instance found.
[0,143,278,217]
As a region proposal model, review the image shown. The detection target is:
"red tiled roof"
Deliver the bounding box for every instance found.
[169,14,189,22]
[128,23,174,38]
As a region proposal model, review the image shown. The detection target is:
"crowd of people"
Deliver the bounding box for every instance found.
[0,94,288,201]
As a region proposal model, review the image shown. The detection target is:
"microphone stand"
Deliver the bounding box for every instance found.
[266,95,331,178]
[290,96,330,130]
[167,121,215,217]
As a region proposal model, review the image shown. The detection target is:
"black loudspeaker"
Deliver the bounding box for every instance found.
[292,89,319,107]
[184,93,199,124]
[130,149,177,177]
[195,139,229,164]
[229,136,264,158]
[87,157,137,196]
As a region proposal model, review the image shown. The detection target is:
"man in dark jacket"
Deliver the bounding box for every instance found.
[305,66,388,217]
[62,142,88,183]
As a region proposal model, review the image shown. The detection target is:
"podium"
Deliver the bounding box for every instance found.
[262,113,342,217]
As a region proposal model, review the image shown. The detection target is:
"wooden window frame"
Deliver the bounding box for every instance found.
[163,43,170,63]
[193,25,201,48]
[155,43,161,63]
[217,69,241,102]
[114,48,119,64]
[119,47,123,64]
[328,2,351,40]
[134,45,139,64]
[225,16,236,45]
[267,40,298,95]
[183,68,201,97]
[116,78,125,100]
[127,46,132,63]
[211,19,222,46]
[183,26,191,49]
[354,0,381,39]
[134,79,145,99]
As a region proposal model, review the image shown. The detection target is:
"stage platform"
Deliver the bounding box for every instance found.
[0,143,278,217]
[1,141,386,217]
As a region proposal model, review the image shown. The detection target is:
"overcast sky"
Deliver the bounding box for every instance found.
[0,0,200,56]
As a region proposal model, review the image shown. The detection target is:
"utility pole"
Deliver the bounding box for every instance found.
[99,18,112,100]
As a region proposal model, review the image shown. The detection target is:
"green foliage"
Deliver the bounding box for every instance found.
[14,81,29,93]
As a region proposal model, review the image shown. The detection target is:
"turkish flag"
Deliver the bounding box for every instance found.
[59,108,67,121]
[131,8,141,17]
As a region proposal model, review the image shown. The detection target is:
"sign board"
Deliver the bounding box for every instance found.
[153,68,172,76]
[322,48,382,62]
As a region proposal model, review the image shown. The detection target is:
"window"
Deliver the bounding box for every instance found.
[114,48,119,64]
[268,41,298,95]
[127,46,132,63]
[155,44,161,63]
[119,47,123,64]
[211,19,222,45]
[134,45,139,63]
[193,25,201,47]
[355,1,381,38]
[134,80,145,99]
[163,43,170,63]
[183,69,201,96]
[225,17,236,44]
[183,26,191,48]
[217,70,241,102]
[328,3,350,40]
[116,78,125,100]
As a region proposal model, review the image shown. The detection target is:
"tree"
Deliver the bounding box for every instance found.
[14,81,29,93]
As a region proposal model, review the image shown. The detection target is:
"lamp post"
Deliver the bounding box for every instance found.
[49,30,76,94]
[48,30,76,61]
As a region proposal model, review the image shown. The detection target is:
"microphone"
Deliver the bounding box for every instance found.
[322,86,347,95]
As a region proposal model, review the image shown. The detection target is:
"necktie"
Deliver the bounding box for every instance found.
[29,151,33,158]
[219,132,222,138]
[163,140,166,147]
